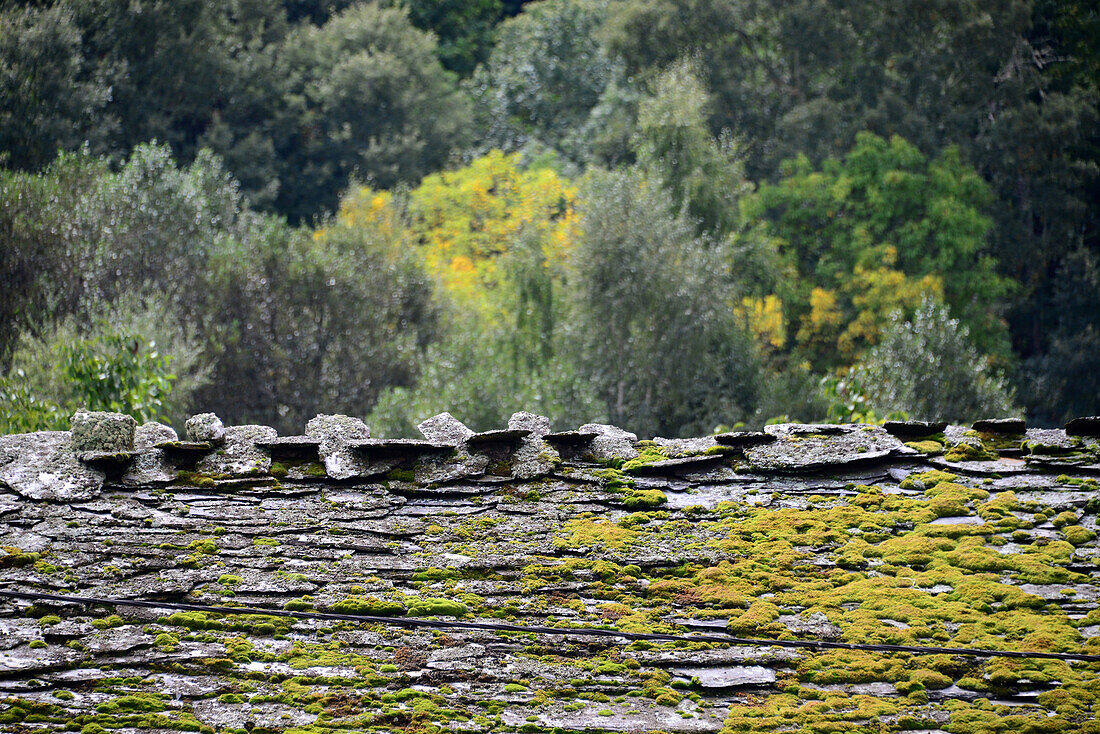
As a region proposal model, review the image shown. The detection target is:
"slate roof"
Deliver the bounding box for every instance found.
[1,411,1100,734]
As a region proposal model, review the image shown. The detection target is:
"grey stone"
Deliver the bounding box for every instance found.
[306,414,370,446]
[514,439,558,481]
[747,424,906,472]
[779,611,841,639]
[414,451,490,484]
[653,436,719,456]
[185,413,226,443]
[69,410,136,452]
[134,421,178,449]
[578,423,638,461]
[196,425,277,476]
[673,665,777,688]
[306,414,371,479]
[713,431,775,448]
[763,423,848,438]
[509,411,551,437]
[1066,416,1100,437]
[418,412,474,444]
[973,418,1026,434]
[0,412,1095,729]
[884,420,948,437]
[0,432,105,501]
[119,421,180,485]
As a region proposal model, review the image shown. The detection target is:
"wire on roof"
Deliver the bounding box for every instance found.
[1,589,1098,662]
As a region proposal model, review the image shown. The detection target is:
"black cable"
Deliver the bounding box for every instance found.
[1,589,1097,662]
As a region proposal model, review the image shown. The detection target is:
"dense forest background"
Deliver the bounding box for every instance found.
[1,0,1098,437]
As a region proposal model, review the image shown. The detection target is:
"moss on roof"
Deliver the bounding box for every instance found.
[1,412,1099,733]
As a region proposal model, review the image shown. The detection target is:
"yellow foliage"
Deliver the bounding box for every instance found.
[795,287,844,351]
[795,247,943,363]
[839,247,942,357]
[808,287,843,330]
[405,150,579,323]
[738,294,787,349]
[332,151,579,330]
[319,188,407,260]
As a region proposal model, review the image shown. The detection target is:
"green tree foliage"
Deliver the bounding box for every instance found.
[604,0,1031,179]
[399,0,503,76]
[0,299,206,434]
[0,3,111,170]
[469,0,616,162]
[0,144,436,433]
[359,151,598,434]
[750,133,1011,366]
[68,0,284,162]
[1024,247,1100,424]
[281,0,356,25]
[368,327,601,436]
[854,298,1017,422]
[1,150,97,366]
[572,167,761,436]
[2,0,1097,430]
[200,220,437,431]
[2,1,476,222]
[633,59,750,237]
[604,0,1098,420]
[274,2,472,221]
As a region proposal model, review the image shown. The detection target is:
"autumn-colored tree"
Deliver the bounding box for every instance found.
[345,151,580,340]
[748,132,1011,369]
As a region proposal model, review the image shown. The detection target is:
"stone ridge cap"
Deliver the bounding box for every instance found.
[0,409,1098,502]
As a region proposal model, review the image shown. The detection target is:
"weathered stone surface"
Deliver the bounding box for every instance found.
[503,412,558,479]
[884,420,948,437]
[196,424,277,476]
[134,421,177,448]
[185,412,226,443]
[509,411,552,436]
[654,436,719,456]
[713,431,775,447]
[1066,416,1100,437]
[118,421,180,485]
[973,417,1026,434]
[417,412,474,444]
[1,415,1099,732]
[780,611,842,639]
[0,431,104,501]
[306,414,370,446]
[579,423,639,460]
[306,413,371,479]
[673,665,777,688]
[747,423,907,472]
[69,410,137,453]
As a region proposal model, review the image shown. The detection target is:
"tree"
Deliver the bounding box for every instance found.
[196,219,438,432]
[0,298,207,434]
[0,3,111,170]
[572,167,761,436]
[1,149,100,366]
[749,133,1011,367]
[396,151,579,332]
[1024,247,1100,425]
[399,0,503,76]
[468,0,616,163]
[2,143,439,432]
[349,151,598,434]
[633,59,751,237]
[273,2,473,222]
[66,0,284,162]
[368,325,602,436]
[855,298,1017,422]
[603,0,1099,418]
